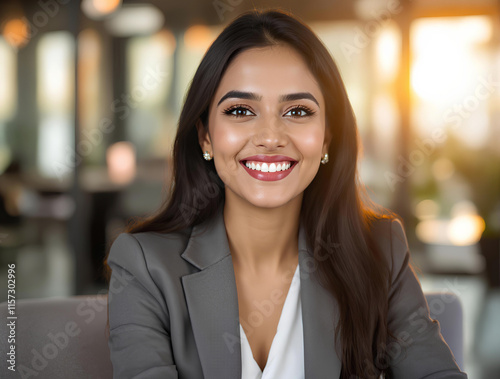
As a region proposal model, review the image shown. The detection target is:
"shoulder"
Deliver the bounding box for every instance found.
[368,217,411,284]
[107,228,194,283]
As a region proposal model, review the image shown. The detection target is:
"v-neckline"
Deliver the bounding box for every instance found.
[239,263,300,374]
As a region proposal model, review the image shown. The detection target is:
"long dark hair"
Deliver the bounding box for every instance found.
[104,7,402,377]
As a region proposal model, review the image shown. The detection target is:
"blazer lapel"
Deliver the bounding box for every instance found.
[181,206,241,379]
[180,205,342,378]
[297,224,343,377]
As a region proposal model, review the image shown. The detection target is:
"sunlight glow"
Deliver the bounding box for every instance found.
[411,16,492,103]
[416,201,485,246]
[448,214,485,246]
[375,22,400,82]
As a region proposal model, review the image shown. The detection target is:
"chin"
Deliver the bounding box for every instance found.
[243,192,298,209]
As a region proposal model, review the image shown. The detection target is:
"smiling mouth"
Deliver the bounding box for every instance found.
[241,160,298,172]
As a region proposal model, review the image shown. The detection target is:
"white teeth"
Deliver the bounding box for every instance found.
[245,161,293,172]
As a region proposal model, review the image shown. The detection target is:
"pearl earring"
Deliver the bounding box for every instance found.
[203,151,212,161]
[321,153,329,164]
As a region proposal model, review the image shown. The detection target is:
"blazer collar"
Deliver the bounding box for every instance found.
[180,205,342,378]
[181,205,310,270]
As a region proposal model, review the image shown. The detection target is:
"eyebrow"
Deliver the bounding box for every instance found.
[216,90,320,108]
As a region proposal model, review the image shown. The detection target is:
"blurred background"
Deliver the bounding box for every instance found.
[0,0,499,376]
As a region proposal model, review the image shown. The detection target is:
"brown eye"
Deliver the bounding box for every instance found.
[223,105,255,118]
[284,106,316,118]
[289,109,306,117]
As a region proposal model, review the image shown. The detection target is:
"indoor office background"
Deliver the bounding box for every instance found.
[0,0,499,377]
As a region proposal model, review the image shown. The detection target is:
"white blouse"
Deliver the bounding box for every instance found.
[239,264,305,379]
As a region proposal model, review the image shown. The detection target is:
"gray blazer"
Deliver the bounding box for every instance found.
[106,205,467,378]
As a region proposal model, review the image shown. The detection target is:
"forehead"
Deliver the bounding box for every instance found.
[213,44,323,104]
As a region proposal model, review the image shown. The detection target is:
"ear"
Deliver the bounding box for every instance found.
[196,118,211,154]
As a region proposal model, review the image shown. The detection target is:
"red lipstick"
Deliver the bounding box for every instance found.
[239,155,298,182]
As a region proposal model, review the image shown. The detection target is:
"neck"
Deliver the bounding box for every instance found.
[223,191,302,275]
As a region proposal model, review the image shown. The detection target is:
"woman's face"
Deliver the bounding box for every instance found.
[198,43,331,209]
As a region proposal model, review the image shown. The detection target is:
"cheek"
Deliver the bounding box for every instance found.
[211,121,246,154]
[293,126,325,159]
[210,120,246,182]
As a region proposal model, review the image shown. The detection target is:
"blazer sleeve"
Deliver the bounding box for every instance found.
[107,233,178,379]
[386,219,468,378]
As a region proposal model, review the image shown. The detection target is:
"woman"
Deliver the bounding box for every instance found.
[103,8,468,379]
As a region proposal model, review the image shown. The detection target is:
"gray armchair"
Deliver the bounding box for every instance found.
[0,292,463,378]
[425,292,464,370]
[0,294,112,378]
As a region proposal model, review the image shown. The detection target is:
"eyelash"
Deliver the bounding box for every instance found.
[222,104,316,119]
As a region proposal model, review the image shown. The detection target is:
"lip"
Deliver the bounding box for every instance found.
[240,155,297,163]
[240,160,298,182]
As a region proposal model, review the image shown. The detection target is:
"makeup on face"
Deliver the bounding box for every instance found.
[202,44,327,208]
[239,154,299,182]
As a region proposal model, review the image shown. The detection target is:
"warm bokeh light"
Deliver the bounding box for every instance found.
[184,24,214,51]
[81,0,122,19]
[93,0,121,14]
[415,199,440,221]
[416,201,486,246]
[432,158,455,181]
[2,18,29,49]
[416,219,449,245]
[375,22,400,82]
[156,29,177,56]
[448,214,485,246]
[104,4,164,36]
[106,142,136,184]
[411,16,492,103]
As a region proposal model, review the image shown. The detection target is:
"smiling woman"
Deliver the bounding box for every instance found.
[198,43,329,210]
[103,8,468,379]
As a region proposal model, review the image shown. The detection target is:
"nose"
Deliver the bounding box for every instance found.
[252,116,288,149]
